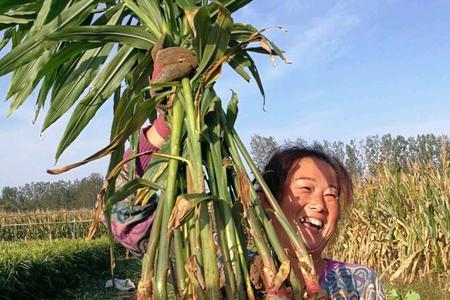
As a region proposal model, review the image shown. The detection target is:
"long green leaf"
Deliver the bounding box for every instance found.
[226,90,238,128]
[0,14,33,24]
[0,0,97,77]
[36,42,101,79]
[28,0,52,35]
[47,25,156,49]
[50,53,82,99]
[47,91,169,175]
[42,0,71,24]
[42,6,125,130]
[123,0,162,37]
[111,50,153,135]
[161,0,179,37]
[230,22,257,41]
[108,178,164,207]
[0,0,40,15]
[136,0,163,31]
[5,0,55,107]
[209,0,252,17]
[10,23,28,47]
[55,46,138,160]
[175,0,196,10]
[5,53,44,101]
[192,6,210,59]
[228,51,250,81]
[33,69,57,123]
[194,4,232,77]
[8,48,55,114]
[0,27,13,51]
[244,51,265,103]
[42,44,113,131]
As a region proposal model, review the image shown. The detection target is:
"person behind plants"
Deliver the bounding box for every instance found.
[110,38,386,299]
[260,147,387,299]
[109,37,198,257]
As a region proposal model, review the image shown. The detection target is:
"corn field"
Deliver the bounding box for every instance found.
[327,146,450,290]
[0,209,105,241]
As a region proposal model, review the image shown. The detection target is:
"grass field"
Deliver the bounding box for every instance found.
[0,238,113,299]
[63,258,448,300]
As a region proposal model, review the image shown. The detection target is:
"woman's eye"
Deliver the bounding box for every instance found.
[325,193,338,200]
[300,186,312,192]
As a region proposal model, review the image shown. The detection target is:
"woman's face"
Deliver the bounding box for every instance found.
[279,157,340,258]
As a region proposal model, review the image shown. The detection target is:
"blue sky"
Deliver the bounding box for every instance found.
[1,0,450,188]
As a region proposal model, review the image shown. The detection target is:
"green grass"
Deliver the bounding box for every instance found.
[60,258,450,300]
[384,278,449,300]
[59,256,142,300]
[0,238,114,300]
[1,238,448,299]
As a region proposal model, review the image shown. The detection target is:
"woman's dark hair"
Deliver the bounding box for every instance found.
[261,146,353,208]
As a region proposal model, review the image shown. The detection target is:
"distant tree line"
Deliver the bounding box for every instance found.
[0,173,103,212]
[250,133,450,178]
[3,133,447,211]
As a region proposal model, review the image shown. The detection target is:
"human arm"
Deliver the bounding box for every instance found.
[122,115,170,177]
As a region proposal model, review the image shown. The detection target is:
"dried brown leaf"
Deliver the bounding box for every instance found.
[185,255,206,290]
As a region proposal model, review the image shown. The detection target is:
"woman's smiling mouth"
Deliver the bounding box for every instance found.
[299,217,324,230]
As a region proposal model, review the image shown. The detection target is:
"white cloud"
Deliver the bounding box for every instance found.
[261,2,361,82]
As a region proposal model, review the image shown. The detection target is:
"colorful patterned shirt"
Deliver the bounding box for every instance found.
[320,259,386,299]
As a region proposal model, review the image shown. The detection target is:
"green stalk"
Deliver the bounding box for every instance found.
[208,101,245,298]
[231,130,310,255]
[219,109,303,297]
[198,203,221,299]
[231,128,317,289]
[138,193,165,300]
[174,229,187,295]
[181,77,221,299]
[128,130,139,181]
[154,97,184,300]
[187,216,205,299]
[232,209,256,299]
[206,150,237,299]
[253,195,303,298]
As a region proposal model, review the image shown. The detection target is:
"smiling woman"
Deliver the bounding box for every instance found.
[261,147,387,299]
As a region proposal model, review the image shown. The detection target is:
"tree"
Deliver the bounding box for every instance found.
[250,134,278,170]
[329,141,346,165]
[74,173,103,208]
[0,187,22,211]
[0,173,103,212]
[345,139,363,178]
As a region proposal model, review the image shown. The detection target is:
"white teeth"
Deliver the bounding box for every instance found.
[299,217,323,229]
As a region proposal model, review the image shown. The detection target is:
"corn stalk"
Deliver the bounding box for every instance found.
[327,142,450,289]
[0,1,326,298]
